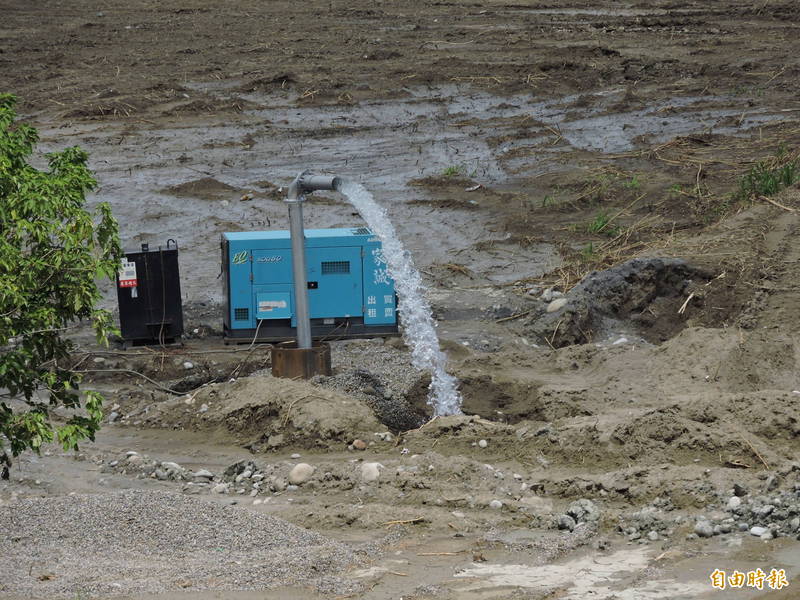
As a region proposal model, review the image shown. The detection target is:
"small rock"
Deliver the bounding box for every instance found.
[211,483,229,494]
[290,453,301,459]
[757,505,774,518]
[750,526,768,537]
[739,523,750,532]
[194,469,214,479]
[727,496,742,510]
[764,474,780,492]
[733,483,748,497]
[546,298,568,313]
[183,361,194,370]
[760,531,774,540]
[352,439,367,451]
[567,498,601,523]
[288,463,315,485]
[647,530,659,541]
[451,511,466,518]
[198,404,209,413]
[361,462,383,483]
[489,500,503,510]
[694,521,714,538]
[108,411,120,423]
[477,439,488,449]
[557,514,576,531]
[541,288,554,302]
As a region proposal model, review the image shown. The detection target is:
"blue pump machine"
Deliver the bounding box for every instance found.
[222,228,399,342]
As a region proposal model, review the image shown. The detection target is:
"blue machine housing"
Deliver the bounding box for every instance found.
[222,227,399,342]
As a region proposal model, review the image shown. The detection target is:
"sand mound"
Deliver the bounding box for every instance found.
[139,375,384,450]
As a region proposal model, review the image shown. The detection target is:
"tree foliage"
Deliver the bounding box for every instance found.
[0,94,121,477]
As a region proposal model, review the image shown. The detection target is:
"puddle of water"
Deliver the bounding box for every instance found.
[455,547,652,595]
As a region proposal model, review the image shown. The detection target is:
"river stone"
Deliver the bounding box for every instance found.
[757,504,774,517]
[361,462,383,483]
[727,496,742,510]
[211,483,229,494]
[489,500,503,510]
[194,469,214,479]
[477,439,488,448]
[546,298,568,313]
[567,498,600,523]
[288,463,314,485]
[557,514,576,531]
[694,521,714,538]
[750,526,768,537]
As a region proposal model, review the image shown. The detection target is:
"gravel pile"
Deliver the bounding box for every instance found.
[312,339,427,431]
[0,489,357,598]
[616,480,800,543]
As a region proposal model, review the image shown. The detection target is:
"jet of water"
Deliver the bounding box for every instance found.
[337,180,462,416]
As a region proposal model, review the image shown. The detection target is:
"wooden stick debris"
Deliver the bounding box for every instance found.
[496,310,531,323]
[677,292,695,315]
[739,434,770,470]
[382,517,425,527]
[759,195,796,212]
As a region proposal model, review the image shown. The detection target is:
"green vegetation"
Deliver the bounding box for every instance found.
[734,152,799,202]
[0,94,121,477]
[442,165,465,177]
[585,211,613,234]
[622,174,641,189]
[580,242,596,260]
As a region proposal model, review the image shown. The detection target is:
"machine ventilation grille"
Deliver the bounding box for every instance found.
[234,308,249,321]
[322,261,350,275]
[351,227,371,235]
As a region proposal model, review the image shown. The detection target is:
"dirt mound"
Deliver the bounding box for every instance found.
[163,177,239,199]
[136,375,383,450]
[161,97,262,116]
[525,258,714,347]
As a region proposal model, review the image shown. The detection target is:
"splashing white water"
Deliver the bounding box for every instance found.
[338,180,462,416]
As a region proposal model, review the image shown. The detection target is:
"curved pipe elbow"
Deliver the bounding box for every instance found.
[287,171,341,201]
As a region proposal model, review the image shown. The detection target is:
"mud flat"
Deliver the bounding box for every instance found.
[3,1,800,598]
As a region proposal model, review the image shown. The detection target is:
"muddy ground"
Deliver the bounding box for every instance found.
[3,1,800,598]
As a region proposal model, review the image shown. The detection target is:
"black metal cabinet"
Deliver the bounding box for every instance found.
[116,240,184,347]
